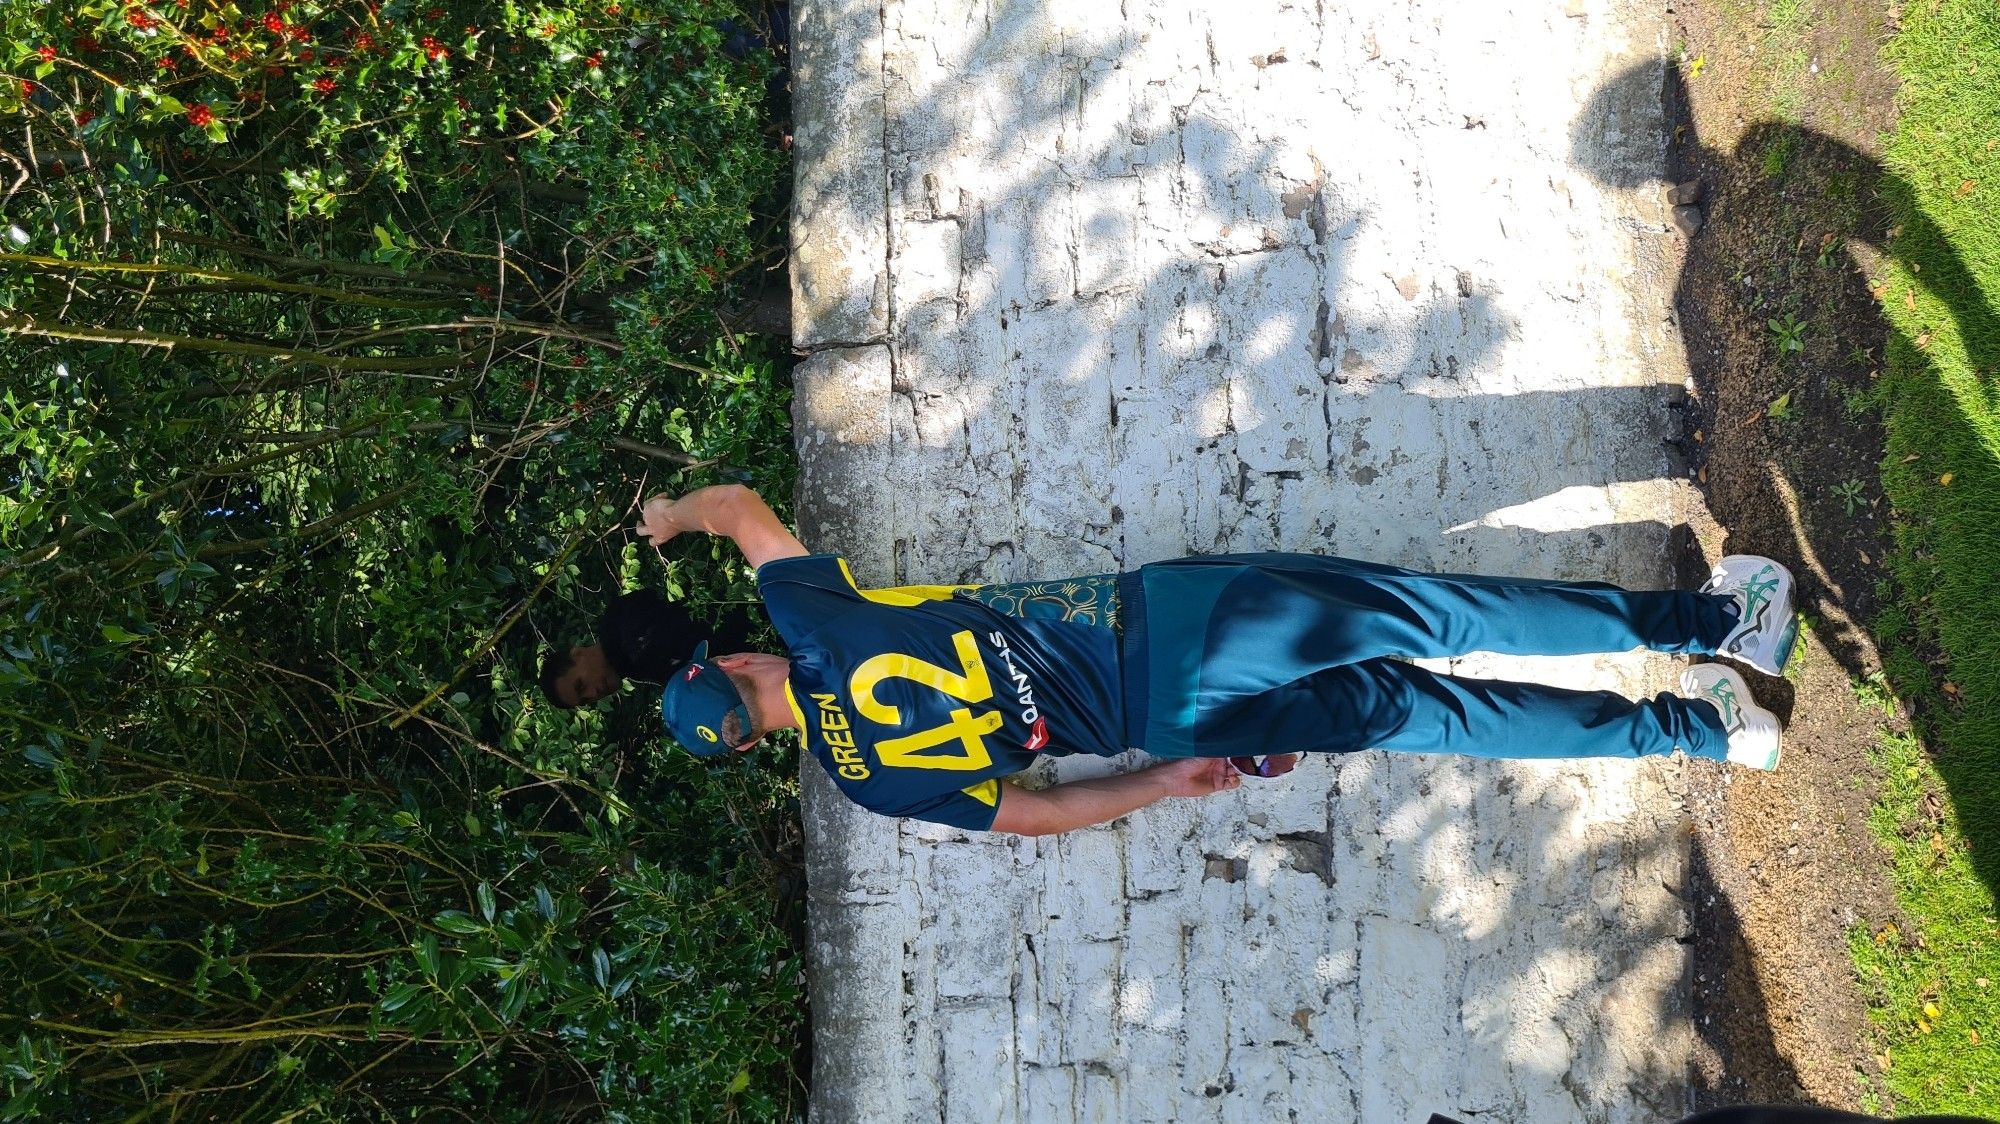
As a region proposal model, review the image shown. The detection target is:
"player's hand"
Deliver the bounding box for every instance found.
[633,494,684,547]
[1155,756,1242,799]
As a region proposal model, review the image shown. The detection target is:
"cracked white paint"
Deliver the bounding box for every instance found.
[788,0,1701,1121]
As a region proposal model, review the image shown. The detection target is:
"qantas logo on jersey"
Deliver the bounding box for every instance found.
[986,631,1050,751]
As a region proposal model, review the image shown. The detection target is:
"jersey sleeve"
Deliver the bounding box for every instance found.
[891,780,1003,831]
[754,554,864,646]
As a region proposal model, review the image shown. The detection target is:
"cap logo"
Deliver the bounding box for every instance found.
[697,725,718,743]
[684,664,702,681]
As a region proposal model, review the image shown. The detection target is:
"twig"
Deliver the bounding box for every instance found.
[0,312,467,373]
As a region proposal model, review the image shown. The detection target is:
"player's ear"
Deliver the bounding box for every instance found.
[714,653,753,671]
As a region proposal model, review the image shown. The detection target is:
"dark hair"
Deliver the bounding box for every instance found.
[538,647,579,709]
[595,589,755,683]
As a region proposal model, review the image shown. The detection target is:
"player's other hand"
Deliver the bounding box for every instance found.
[633,494,684,547]
[1156,756,1242,799]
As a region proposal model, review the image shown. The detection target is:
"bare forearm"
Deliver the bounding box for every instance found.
[652,484,758,536]
[995,767,1179,836]
[635,484,805,568]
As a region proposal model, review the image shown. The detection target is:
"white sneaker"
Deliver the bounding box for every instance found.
[1700,554,1798,676]
[1680,663,1782,770]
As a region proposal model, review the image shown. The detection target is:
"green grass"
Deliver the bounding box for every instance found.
[1768,0,1814,36]
[1761,0,1818,129]
[1848,732,2000,1111]
[1850,0,2000,1110]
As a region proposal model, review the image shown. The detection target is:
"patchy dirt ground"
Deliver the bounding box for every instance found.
[1668,0,1914,1109]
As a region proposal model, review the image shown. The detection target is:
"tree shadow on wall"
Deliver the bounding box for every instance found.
[797,12,1770,1120]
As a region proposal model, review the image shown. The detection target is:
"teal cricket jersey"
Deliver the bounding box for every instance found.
[759,555,1126,830]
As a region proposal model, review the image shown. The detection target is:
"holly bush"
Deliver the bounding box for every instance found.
[1,0,805,1119]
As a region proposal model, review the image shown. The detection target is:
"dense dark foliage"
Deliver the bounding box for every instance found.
[0,1,803,1119]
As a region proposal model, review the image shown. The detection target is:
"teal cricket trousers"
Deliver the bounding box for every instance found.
[1116,553,1737,762]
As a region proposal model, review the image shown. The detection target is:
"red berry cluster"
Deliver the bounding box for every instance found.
[313,76,336,95]
[126,6,161,31]
[37,45,57,62]
[420,35,448,60]
[76,36,101,52]
[251,13,311,42]
[186,103,215,127]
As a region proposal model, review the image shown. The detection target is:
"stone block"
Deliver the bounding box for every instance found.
[1357,917,1465,1124]
[1074,176,1143,298]
[1077,1067,1124,1124]
[790,345,896,569]
[1019,1063,1075,1122]
[800,764,905,900]
[804,893,919,1123]
[1047,830,1127,942]
[1123,1051,1185,1124]
[791,0,889,347]
[922,843,1030,1000]
[1125,805,1198,894]
[1219,1059,1292,1124]
[892,217,964,308]
[942,1001,1017,1124]
[1051,938,1122,1065]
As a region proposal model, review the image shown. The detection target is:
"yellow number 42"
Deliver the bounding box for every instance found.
[849,631,1002,771]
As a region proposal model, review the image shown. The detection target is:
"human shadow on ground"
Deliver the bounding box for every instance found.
[1686,833,1812,1107]
[1577,56,2000,1106]
[1582,59,2000,895]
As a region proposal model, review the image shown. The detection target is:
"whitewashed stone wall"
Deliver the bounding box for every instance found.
[788,1,1701,1121]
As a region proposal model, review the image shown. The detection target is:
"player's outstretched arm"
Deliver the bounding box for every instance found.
[632,484,808,570]
[987,757,1241,836]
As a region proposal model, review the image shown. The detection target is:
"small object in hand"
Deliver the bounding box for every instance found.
[1229,753,1300,779]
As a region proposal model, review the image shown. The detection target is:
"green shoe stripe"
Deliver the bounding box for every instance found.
[1703,678,1742,728]
[1739,565,1781,617]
